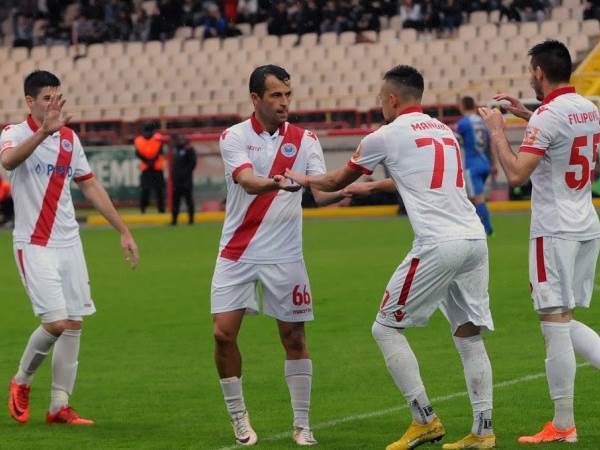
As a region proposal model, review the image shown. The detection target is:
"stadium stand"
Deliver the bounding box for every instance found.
[0,0,599,143]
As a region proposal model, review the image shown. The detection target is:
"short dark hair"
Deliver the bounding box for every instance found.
[383,65,424,101]
[528,40,572,83]
[461,96,475,110]
[249,65,290,97]
[24,70,60,98]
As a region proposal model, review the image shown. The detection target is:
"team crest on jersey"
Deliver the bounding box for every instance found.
[281,143,297,157]
[61,139,73,152]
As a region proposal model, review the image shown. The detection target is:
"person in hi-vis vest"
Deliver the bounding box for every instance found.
[134,123,165,213]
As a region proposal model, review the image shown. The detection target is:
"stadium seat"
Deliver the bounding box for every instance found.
[301,33,318,47]
[320,32,338,47]
[399,28,418,43]
[174,27,193,40]
[389,15,402,31]
[339,31,356,45]
[470,11,489,25]
[539,20,560,39]
[582,19,599,37]
[458,24,477,40]
[280,33,298,48]
[253,22,268,37]
[552,7,571,21]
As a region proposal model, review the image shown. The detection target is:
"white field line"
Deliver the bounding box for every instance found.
[213,362,590,450]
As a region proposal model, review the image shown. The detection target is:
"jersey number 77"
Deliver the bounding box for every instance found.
[416,136,465,189]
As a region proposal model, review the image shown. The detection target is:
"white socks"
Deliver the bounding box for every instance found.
[372,322,436,425]
[220,376,247,418]
[15,326,58,385]
[541,322,575,430]
[50,329,81,413]
[570,320,600,368]
[285,359,312,429]
[453,335,493,436]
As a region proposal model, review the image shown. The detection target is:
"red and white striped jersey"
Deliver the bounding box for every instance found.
[349,106,486,245]
[218,114,325,263]
[0,115,93,247]
[519,86,600,240]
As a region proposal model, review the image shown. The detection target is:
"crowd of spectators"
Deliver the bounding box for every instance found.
[0,0,590,49]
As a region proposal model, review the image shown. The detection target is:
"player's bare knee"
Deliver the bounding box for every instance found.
[43,320,69,336]
[454,322,481,338]
[213,325,238,347]
[280,327,307,356]
[538,307,573,323]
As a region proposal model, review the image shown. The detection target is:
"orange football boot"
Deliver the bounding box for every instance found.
[518,422,577,444]
[46,406,94,425]
[8,379,30,424]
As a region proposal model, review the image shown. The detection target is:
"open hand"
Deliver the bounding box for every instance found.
[492,93,532,120]
[478,107,506,134]
[343,182,373,197]
[42,91,72,135]
[283,169,307,187]
[121,233,140,269]
[273,174,302,192]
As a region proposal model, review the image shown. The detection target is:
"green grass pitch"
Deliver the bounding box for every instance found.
[0,214,598,449]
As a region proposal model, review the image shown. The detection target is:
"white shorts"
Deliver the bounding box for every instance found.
[211,257,314,322]
[13,240,96,321]
[376,239,494,334]
[529,236,600,312]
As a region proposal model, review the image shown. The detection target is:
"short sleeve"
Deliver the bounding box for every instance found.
[305,131,326,176]
[219,129,252,183]
[519,108,558,156]
[0,125,22,157]
[72,134,94,182]
[347,131,387,175]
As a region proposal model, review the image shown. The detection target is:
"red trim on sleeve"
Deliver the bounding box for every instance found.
[519,146,545,156]
[74,172,94,183]
[232,163,253,183]
[347,160,373,175]
[536,237,547,282]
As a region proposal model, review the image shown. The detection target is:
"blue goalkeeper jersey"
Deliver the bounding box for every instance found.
[456,113,490,169]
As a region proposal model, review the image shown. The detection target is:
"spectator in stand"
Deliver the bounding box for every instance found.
[135,124,166,214]
[352,0,381,40]
[498,0,522,21]
[268,1,292,35]
[131,8,152,41]
[0,173,13,227]
[202,3,241,38]
[294,0,321,37]
[519,0,546,22]
[583,0,600,20]
[71,12,104,46]
[399,0,424,30]
[440,0,463,37]
[13,14,34,48]
[422,0,442,35]
[170,134,197,226]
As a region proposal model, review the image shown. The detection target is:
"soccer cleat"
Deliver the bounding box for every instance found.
[231,411,258,446]
[518,421,577,444]
[386,417,446,450]
[46,406,94,425]
[442,433,496,449]
[8,379,31,424]
[293,427,318,446]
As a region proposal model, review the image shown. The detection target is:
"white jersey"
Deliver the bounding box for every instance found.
[349,106,486,245]
[519,86,600,240]
[0,116,93,247]
[218,114,326,263]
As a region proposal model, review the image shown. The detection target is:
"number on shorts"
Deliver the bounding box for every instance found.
[292,285,311,306]
[415,137,464,189]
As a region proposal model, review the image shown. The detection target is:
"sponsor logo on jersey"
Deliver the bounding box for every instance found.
[522,126,541,146]
[281,143,297,157]
[46,164,73,177]
[35,164,42,174]
[246,144,262,152]
[61,139,73,152]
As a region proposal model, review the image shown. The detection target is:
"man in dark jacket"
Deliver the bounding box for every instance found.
[171,134,197,225]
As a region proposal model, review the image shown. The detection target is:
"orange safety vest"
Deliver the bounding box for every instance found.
[135,133,165,172]
[0,179,10,202]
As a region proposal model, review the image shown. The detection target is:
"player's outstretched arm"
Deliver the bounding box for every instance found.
[344,179,396,197]
[285,165,362,192]
[479,107,541,186]
[1,91,72,170]
[77,177,139,269]
[493,93,532,121]
[235,167,300,194]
